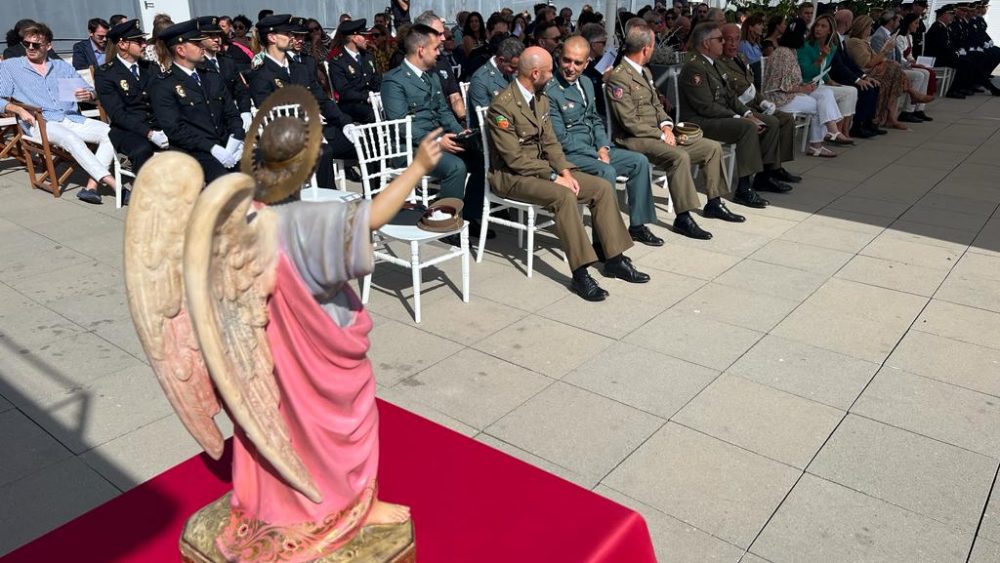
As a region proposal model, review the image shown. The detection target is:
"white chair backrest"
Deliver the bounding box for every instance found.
[256,102,320,189]
[77,68,95,88]
[451,63,462,78]
[460,81,471,127]
[475,105,494,196]
[351,117,414,199]
[369,91,385,123]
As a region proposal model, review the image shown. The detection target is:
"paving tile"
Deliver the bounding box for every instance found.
[6,261,129,328]
[392,348,551,430]
[672,283,800,332]
[668,225,774,258]
[637,242,741,280]
[826,195,912,219]
[861,236,963,270]
[596,485,746,563]
[603,423,800,548]
[375,386,478,437]
[475,434,595,489]
[0,409,73,487]
[779,222,879,253]
[625,309,764,371]
[599,268,705,307]
[801,209,893,235]
[674,376,843,468]
[487,382,663,482]
[0,230,94,284]
[914,300,1000,351]
[881,219,976,250]
[0,457,121,557]
[473,315,614,378]
[937,268,1000,313]
[886,331,1000,397]
[852,368,1000,458]
[810,414,996,533]
[90,316,146,362]
[749,240,854,277]
[969,537,1000,563]
[369,292,526,346]
[772,304,911,363]
[982,473,1000,544]
[468,255,573,312]
[80,414,226,492]
[897,206,988,234]
[564,342,719,419]
[536,293,666,340]
[727,335,879,410]
[752,474,970,563]
[712,259,829,303]
[835,255,949,297]
[0,394,12,413]
[367,317,464,387]
[798,278,928,327]
[738,553,771,563]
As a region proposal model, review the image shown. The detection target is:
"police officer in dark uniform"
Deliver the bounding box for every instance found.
[196,16,252,128]
[927,4,989,96]
[149,20,246,183]
[95,19,166,189]
[328,19,382,123]
[248,14,358,188]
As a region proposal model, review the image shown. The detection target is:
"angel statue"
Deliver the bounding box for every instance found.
[123,86,443,562]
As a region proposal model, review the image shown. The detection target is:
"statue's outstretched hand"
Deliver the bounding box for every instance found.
[415,128,444,174]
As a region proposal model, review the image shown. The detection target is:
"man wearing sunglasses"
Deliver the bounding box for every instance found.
[94,19,167,186]
[0,22,120,204]
[72,17,109,70]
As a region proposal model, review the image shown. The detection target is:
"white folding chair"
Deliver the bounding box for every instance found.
[368,90,436,206]
[112,154,133,208]
[354,117,469,323]
[459,81,471,126]
[604,99,674,216]
[368,91,385,122]
[255,102,357,202]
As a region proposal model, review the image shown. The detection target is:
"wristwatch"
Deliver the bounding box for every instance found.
[550,172,558,181]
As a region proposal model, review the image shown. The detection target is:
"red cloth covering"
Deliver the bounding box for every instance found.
[3,401,656,563]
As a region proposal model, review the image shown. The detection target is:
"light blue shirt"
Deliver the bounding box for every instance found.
[738,40,762,64]
[0,57,91,127]
[90,40,106,66]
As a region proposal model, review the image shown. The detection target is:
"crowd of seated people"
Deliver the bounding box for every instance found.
[0,1,996,298]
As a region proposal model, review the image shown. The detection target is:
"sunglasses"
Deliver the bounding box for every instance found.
[22,40,47,50]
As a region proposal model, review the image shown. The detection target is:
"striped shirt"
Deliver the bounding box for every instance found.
[0,57,92,125]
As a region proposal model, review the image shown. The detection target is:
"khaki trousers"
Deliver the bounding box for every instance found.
[618,136,728,213]
[492,170,633,271]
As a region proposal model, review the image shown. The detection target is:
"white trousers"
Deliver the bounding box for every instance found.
[826,84,857,118]
[26,117,114,183]
[779,87,842,143]
[903,67,930,111]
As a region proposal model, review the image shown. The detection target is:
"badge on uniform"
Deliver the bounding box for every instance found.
[120,79,130,92]
[610,86,624,100]
[175,84,187,98]
[348,65,356,75]
[691,74,703,86]
[439,70,448,80]
[274,78,284,88]
[495,115,510,129]
[568,102,575,108]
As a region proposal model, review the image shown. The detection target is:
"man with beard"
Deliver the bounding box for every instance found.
[328,19,382,124]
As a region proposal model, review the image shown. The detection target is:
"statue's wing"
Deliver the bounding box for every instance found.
[123,152,225,459]
[184,171,322,504]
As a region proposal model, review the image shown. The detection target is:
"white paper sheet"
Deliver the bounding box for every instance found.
[594,47,618,75]
[58,77,89,102]
[916,56,936,67]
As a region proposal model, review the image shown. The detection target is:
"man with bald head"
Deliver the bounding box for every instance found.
[487,47,649,301]
[547,36,661,246]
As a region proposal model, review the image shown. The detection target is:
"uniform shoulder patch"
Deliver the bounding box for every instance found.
[494,114,511,129]
[690,73,703,86]
[609,85,625,100]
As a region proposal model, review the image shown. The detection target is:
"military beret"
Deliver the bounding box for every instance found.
[159,20,207,47]
[336,18,367,36]
[108,19,146,43]
[256,14,296,35]
[196,16,222,34]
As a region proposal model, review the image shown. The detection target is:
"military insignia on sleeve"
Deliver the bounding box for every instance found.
[610,86,624,100]
[120,79,130,92]
[495,115,511,129]
[691,74,703,86]
[175,84,186,98]
[348,65,356,75]
[568,101,575,108]
[274,78,284,88]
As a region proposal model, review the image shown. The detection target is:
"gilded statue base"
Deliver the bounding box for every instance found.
[179,493,415,563]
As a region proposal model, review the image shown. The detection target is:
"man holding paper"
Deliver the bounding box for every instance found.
[0,22,119,204]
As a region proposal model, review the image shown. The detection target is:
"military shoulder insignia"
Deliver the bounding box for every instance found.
[609,86,624,100]
[120,79,130,92]
[495,115,510,129]
[691,73,703,86]
[274,78,284,88]
[175,84,186,98]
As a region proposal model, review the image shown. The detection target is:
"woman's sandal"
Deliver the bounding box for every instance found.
[807,145,837,158]
[824,132,855,145]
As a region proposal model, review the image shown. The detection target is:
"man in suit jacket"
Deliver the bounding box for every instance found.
[94,19,167,184]
[72,18,109,70]
[468,37,524,126]
[381,24,488,231]
[328,18,382,124]
[149,20,245,183]
[546,36,661,246]
[488,47,648,301]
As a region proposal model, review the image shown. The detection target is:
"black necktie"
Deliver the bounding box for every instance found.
[191,71,203,89]
[421,72,432,90]
[529,95,536,114]
[210,58,219,72]
[130,64,140,80]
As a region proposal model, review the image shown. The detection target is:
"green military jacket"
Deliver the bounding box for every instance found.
[381,62,463,144]
[677,54,751,122]
[544,73,610,158]
[605,59,671,144]
[718,54,766,112]
[468,58,510,119]
[486,81,575,181]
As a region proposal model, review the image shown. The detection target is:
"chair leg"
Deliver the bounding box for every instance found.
[114,158,122,209]
[410,241,422,323]
[362,272,372,304]
[476,203,489,263]
[526,208,536,278]
[420,176,429,208]
[461,225,470,303]
[517,208,524,248]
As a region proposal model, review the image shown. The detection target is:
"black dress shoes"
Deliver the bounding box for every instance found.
[603,256,651,283]
[732,187,769,208]
[77,189,102,204]
[628,225,665,246]
[898,111,923,123]
[772,168,802,183]
[571,273,609,301]
[704,200,746,222]
[946,91,967,99]
[913,111,933,121]
[673,214,713,239]
[850,125,876,138]
[121,187,131,206]
[754,176,793,193]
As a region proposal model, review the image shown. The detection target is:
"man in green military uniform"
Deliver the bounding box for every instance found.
[718,23,801,183]
[547,36,662,246]
[607,20,748,239]
[487,47,649,302]
[381,23,488,233]
[468,37,524,126]
[679,22,793,199]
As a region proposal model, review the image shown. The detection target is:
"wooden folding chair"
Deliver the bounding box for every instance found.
[16,102,83,197]
[0,112,23,164]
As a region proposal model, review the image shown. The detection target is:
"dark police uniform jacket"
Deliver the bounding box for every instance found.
[200,52,251,113]
[149,63,245,155]
[95,57,159,137]
[328,49,382,108]
[248,55,352,129]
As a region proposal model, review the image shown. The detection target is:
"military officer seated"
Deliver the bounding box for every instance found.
[328,18,382,124]
[547,36,662,247]
[679,22,794,202]
[488,47,649,302]
[381,24,490,236]
[248,14,358,189]
[94,18,167,197]
[149,19,245,183]
[195,16,251,129]
[468,37,525,126]
[607,20,746,241]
